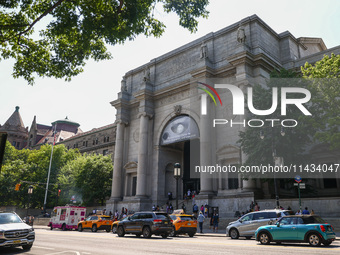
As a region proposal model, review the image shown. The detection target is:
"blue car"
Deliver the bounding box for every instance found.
[255,215,336,246]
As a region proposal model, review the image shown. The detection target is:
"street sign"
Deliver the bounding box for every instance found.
[294,175,302,183]
[294,182,305,189]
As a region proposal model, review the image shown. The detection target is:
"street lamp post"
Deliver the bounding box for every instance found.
[260,127,285,209]
[174,163,181,209]
[27,185,33,221]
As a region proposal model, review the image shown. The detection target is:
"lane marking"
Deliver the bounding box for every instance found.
[33,246,55,250]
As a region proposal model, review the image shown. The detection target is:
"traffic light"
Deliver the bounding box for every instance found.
[15,183,21,191]
[58,189,61,197]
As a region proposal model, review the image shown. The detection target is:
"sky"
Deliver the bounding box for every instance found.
[1,0,339,132]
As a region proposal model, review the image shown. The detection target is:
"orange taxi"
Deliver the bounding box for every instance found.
[78,214,113,232]
[169,209,197,237]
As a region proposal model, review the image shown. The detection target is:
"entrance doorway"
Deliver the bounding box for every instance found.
[183,140,200,197]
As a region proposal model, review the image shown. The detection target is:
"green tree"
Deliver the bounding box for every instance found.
[238,69,314,168]
[0,0,209,84]
[59,153,113,206]
[0,142,79,208]
[301,53,340,149]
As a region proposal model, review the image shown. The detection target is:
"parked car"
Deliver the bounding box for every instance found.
[78,214,113,232]
[169,212,197,237]
[255,215,336,246]
[0,212,35,250]
[116,211,172,238]
[226,209,293,239]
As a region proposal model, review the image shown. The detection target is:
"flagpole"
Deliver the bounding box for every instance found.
[43,123,57,213]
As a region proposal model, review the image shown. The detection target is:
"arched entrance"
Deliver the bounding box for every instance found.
[160,115,200,199]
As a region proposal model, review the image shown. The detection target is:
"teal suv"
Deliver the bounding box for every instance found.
[255,215,336,247]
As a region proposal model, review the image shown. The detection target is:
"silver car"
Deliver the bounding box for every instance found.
[226,209,293,239]
[0,212,35,250]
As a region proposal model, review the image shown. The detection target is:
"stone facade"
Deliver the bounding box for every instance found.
[106,15,340,217]
[57,123,116,160]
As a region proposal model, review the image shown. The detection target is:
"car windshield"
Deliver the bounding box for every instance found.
[0,213,23,224]
[156,213,170,220]
[180,216,194,221]
[170,215,177,220]
[283,210,294,216]
[101,216,111,220]
[303,216,326,224]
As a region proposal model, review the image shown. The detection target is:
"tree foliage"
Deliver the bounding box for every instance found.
[58,153,113,206]
[238,69,314,167]
[0,142,79,208]
[301,53,340,149]
[0,0,209,84]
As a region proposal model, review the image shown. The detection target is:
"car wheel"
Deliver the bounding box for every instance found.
[161,234,168,239]
[142,226,152,238]
[92,224,97,232]
[78,224,83,232]
[62,224,67,231]
[259,232,270,245]
[170,227,176,237]
[22,244,33,250]
[112,226,117,234]
[117,226,125,237]
[188,233,195,237]
[229,228,239,239]
[308,233,321,247]
[323,240,332,246]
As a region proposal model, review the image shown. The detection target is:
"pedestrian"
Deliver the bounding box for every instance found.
[168,191,172,201]
[187,189,191,199]
[114,210,119,221]
[200,205,204,213]
[295,210,301,215]
[197,211,205,233]
[254,203,260,211]
[311,209,315,215]
[302,207,310,215]
[152,205,156,211]
[182,203,186,213]
[204,205,208,217]
[249,201,254,212]
[212,212,219,232]
[209,214,213,229]
[169,203,173,214]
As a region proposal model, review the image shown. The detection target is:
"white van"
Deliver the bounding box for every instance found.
[49,205,86,230]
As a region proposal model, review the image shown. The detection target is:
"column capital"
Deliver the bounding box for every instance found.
[137,112,153,119]
[115,120,129,126]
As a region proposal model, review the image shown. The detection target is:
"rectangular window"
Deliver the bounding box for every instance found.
[103,149,108,155]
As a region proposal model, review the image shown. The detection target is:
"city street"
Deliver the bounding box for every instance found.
[0,227,339,255]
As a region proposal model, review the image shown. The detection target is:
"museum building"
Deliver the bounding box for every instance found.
[106,15,340,216]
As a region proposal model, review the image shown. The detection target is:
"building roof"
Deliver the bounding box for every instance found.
[52,116,80,127]
[2,106,25,129]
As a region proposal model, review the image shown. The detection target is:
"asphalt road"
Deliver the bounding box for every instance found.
[1,228,339,255]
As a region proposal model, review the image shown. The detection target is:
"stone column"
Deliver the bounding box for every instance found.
[110,120,127,199]
[199,94,214,194]
[136,112,151,198]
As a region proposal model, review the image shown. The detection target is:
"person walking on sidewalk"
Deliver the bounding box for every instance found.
[197,211,205,233]
[212,212,219,232]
